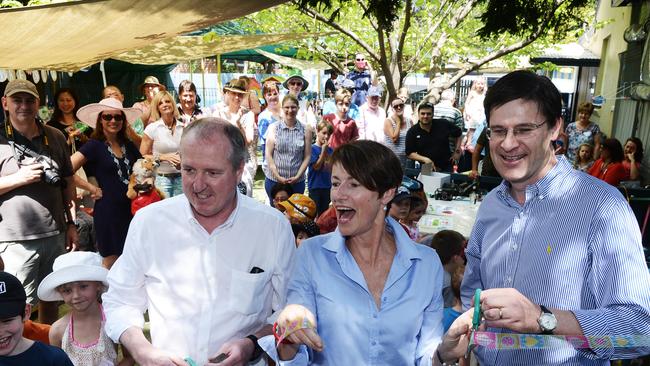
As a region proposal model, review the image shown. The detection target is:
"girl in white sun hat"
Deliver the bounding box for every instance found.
[37,252,132,366]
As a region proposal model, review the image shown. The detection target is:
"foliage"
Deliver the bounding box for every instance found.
[245,0,594,99]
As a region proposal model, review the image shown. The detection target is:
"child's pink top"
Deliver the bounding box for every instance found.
[61,304,117,366]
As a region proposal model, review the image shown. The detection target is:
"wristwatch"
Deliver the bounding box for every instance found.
[246,334,264,361]
[537,305,557,334]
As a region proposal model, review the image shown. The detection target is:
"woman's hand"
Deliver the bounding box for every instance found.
[276,304,323,361]
[162,153,181,169]
[627,152,635,163]
[436,308,473,363]
[91,186,103,200]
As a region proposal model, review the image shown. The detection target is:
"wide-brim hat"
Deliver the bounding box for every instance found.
[76,97,142,129]
[139,75,164,93]
[224,79,249,94]
[37,252,108,302]
[282,71,309,91]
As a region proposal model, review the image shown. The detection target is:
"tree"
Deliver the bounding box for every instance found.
[244,0,593,101]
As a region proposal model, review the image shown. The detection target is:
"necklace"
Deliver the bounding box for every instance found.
[106,143,131,185]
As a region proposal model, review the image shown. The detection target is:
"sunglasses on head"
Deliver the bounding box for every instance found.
[100,114,124,122]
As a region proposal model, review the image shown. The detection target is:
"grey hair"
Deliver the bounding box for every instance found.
[181,117,246,170]
[440,89,455,102]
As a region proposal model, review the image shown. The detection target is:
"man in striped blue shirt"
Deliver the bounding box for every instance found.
[460,70,650,365]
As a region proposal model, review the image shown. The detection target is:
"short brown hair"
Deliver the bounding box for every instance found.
[577,102,595,115]
[330,140,402,197]
[334,89,352,103]
[428,230,466,265]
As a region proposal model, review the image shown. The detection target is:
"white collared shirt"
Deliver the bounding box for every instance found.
[103,193,296,365]
[357,103,386,142]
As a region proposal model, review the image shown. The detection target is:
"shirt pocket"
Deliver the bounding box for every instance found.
[229,270,271,315]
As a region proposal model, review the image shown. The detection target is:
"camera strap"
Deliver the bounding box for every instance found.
[4,119,51,163]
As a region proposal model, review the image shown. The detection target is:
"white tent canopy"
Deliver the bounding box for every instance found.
[0,0,287,71]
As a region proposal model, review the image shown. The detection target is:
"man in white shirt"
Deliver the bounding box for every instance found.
[103,118,296,366]
[356,85,386,142]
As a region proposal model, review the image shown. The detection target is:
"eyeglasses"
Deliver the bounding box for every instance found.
[100,114,124,122]
[393,104,404,109]
[356,58,365,61]
[486,121,547,140]
[289,81,303,86]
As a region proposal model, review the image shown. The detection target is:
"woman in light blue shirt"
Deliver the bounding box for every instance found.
[261,140,469,365]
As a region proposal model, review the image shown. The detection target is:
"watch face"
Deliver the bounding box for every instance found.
[539,313,557,331]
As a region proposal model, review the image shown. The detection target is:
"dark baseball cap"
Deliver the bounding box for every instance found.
[0,272,27,319]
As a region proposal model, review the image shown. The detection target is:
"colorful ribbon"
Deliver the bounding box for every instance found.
[274,317,315,344]
[472,331,650,350]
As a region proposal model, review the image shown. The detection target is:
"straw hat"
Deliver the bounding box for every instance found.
[139,75,164,93]
[224,79,249,94]
[76,97,142,129]
[37,252,108,302]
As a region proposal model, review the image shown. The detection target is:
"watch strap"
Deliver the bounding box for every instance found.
[246,334,264,361]
[538,305,556,334]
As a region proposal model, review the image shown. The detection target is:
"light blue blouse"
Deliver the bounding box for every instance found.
[261,217,444,365]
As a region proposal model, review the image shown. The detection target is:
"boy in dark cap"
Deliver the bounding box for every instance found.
[0,272,72,365]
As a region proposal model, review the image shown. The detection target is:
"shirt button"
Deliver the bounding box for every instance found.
[511,244,517,250]
[372,341,377,345]
[382,297,387,302]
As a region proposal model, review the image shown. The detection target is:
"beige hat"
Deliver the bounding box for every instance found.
[139,75,165,93]
[224,79,249,94]
[3,79,39,98]
[76,97,142,129]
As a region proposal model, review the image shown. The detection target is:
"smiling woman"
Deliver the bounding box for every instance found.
[260,140,472,365]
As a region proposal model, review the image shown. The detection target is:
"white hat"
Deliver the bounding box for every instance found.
[76,97,142,129]
[37,252,108,302]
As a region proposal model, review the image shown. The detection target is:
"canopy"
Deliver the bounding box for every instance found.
[114,33,323,65]
[0,0,287,71]
[255,48,331,70]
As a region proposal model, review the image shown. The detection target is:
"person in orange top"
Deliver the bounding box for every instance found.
[588,138,626,186]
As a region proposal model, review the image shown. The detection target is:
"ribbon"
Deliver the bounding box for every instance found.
[274,317,315,344]
[472,331,650,350]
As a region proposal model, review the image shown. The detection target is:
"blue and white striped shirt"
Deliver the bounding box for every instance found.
[461,156,650,365]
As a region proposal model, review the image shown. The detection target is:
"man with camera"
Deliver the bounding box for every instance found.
[0,79,78,325]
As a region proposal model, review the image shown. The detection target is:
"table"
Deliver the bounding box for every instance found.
[418,197,481,237]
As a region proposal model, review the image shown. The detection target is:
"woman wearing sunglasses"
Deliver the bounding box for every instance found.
[384,98,412,167]
[71,98,142,269]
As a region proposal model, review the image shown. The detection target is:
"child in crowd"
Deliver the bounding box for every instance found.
[0,255,52,345]
[308,121,334,216]
[0,271,73,365]
[443,265,465,332]
[291,221,321,247]
[37,252,133,366]
[573,143,594,172]
[425,230,467,307]
[270,183,294,210]
[322,89,359,149]
[401,196,428,241]
[388,186,413,235]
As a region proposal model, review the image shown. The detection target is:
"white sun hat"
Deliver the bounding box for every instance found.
[37,252,108,302]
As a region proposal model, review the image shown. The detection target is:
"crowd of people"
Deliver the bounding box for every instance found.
[0,62,649,366]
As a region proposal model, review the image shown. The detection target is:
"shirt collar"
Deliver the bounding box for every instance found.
[321,216,422,263]
[496,155,572,205]
[182,190,242,232]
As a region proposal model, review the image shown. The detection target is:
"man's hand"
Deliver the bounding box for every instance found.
[479,288,541,334]
[209,338,254,366]
[65,224,79,252]
[468,170,479,180]
[14,164,43,186]
[133,347,188,366]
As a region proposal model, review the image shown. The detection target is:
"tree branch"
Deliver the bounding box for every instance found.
[294,1,381,62]
[355,0,379,31]
[396,0,412,63]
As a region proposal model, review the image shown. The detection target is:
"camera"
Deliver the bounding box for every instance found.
[33,155,64,187]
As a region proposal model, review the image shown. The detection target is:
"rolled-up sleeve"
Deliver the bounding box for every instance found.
[102,215,149,343]
[573,198,650,360]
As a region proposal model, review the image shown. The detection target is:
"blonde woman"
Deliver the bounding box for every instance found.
[140,91,183,198]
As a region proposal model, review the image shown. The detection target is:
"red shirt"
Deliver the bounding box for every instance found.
[588,159,626,186]
[323,113,358,149]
